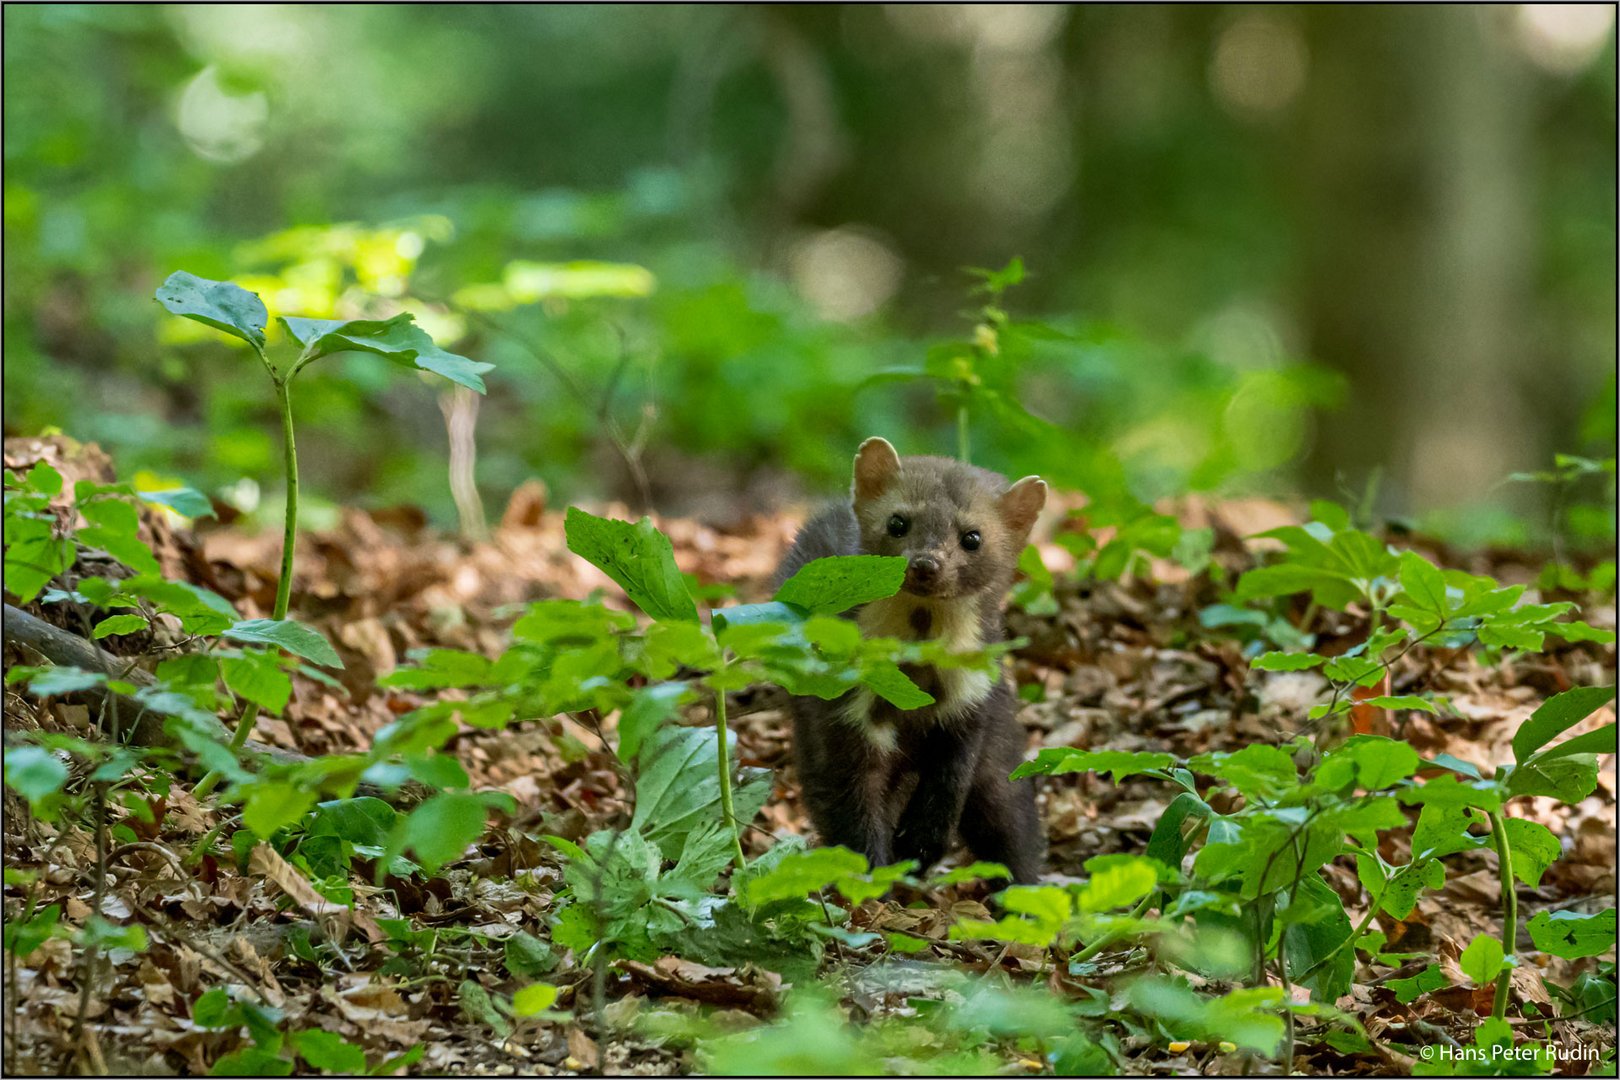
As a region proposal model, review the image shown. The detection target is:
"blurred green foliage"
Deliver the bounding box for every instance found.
[2,6,1613,546]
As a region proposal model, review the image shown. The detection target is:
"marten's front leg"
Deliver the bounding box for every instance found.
[799,725,901,867]
[892,723,983,872]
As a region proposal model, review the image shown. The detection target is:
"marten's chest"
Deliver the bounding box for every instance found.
[844,594,997,746]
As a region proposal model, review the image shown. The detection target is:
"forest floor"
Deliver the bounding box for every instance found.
[3,437,1616,1076]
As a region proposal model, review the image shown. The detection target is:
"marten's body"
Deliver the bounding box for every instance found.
[775,439,1046,883]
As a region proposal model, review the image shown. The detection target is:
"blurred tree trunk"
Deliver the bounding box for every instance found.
[1294,7,1535,518]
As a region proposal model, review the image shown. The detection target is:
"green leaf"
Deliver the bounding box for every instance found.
[1143,792,1212,870]
[403,793,489,873]
[243,783,316,839]
[3,746,68,803]
[564,508,698,623]
[1459,934,1505,985]
[1387,963,1449,1004]
[155,271,268,348]
[772,555,907,615]
[1512,685,1616,763]
[741,845,869,907]
[24,667,108,697]
[138,487,216,519]
[1325,735,1422,790]
[1527,723,1616,762]
[630,725,771,859]
[1363,695,1437,713]
[1190,744,1298,800]
[280,313,493,393]
[1251,652,1327,672]
[857,660,934,710]
[1505,754,1600,804]
[1502,818,1561,888]
[511,983,559,1017]
[225,619,344,669]
[1010,748,1174,782]
[503,932,556,979]
[1525,909,1615,959]
[211,1047,293,1077]
[309,797,400,850]
[1281,874,1355,1002]
[294,1030,366,1075]
[617,682,688,763]
[222,655,293,714]
[1398,551,1449,614]
[1077,856,1158,913]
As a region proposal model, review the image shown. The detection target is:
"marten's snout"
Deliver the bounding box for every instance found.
[904,552,942,593]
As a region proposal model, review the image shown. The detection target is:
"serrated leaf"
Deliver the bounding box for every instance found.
[772,555,906,615]
[225,618,344,669]
[155,271,268,347]
[564,508,697,623]
[1398,551,1449,614]
[221,655,292,714]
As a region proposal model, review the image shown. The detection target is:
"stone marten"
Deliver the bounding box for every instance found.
[775,437,1046,883]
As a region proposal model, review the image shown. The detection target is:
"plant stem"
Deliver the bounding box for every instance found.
[712,670,747,872]
[1069,888,1158,965]
[956,401,971,464]
[1489,810,1517,1020]
[194,377,300,801]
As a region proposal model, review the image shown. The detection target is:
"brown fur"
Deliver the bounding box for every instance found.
[776,438,1047,882]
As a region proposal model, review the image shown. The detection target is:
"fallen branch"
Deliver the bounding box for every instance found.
[3,603,425,802]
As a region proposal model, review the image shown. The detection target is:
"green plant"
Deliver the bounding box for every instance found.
[151,271,492,797]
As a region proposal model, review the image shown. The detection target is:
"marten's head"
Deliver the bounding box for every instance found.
[850,437,1046,600]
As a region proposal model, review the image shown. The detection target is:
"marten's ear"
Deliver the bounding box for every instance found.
[853,437,902,503]
[998,476,1047,538]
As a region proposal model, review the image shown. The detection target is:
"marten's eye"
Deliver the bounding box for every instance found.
[887,514,909,538]
[960,530,982,551]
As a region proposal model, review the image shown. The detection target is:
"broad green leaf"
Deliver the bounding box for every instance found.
[378,649,490,690]
[211,1047,293,1077]
[1144,792,1212,870]
[280,313,493,393]
[741,846,869,907]
[1011,748,1174,782]
[1396,775,1502,812]
[1281,874,1355,1002]
[294,1029,366,1075]
[3,746,68,802]
[564,508,698,623]
[858,660,934,710]
[243,782,316,839]
[1077,856,1158,912]
[1502,818,1561,888]
[225,619,344,669]
[403,793,489,873]
[1505,754,1600,804]
[1410,803,1486,860]
[1190,744,1298,800]
[1398,551,1449,614]
[1251,651,1327,672]
[1512,685,1615,763]
[25,667,109,697]
[221,655,292,714]
[309,797,399,850]
[630,725,771,859]
[1357,853,1446,919]
[155,271,267,348]
[1325,735,1421,790]
[1363,695,1436,714]
[503,932,556,978]
[1459,934,1505,985]
[512,983,559,1017]
[616,681,688,763]
[138,487,216,519]
[929,861,1011,887]
[1526,723,1616,762]
[1387,963,1449,1004]
[772,555,906,615]
[1525,909,1615,959]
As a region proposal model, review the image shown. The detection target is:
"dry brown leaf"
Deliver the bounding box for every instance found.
[248,842,385,943]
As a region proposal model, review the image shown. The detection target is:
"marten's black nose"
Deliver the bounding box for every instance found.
[908,554,940,582]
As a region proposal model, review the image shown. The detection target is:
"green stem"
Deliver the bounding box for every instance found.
[1070,888,1158,965]
[956,401,971,464]
[1295,871,1390,983]
[713,670,747,872]
[1489,810,1517,1020]
[194,377,300,801]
